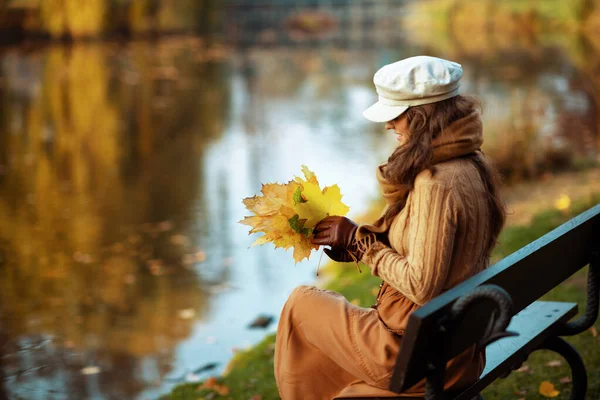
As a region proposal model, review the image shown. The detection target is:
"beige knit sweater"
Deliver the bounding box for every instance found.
[361,157,493,306]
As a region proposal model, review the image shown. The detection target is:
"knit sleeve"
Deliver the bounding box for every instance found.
[361,183,458,305]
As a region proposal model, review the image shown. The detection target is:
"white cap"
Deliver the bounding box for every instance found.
[363,56,463,123]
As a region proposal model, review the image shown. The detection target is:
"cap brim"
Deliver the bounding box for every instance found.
[362,102,409,123]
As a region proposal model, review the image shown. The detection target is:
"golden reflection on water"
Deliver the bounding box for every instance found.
[0,39,228,398]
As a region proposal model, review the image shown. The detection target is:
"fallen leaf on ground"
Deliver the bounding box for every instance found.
[350,298,360,306]
[216,386,229,395]
[559,376,572,384]
[545,360,562,367]
[539,381,560,397]
[198,376,229,396]
[515,364,532,373]
[555,194,571,211]
[203,377,218,387]
[590,327,597,337]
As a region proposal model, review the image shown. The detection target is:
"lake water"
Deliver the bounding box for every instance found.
[1,2,599,399]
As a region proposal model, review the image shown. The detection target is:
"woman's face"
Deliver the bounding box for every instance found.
[385,114,409,143]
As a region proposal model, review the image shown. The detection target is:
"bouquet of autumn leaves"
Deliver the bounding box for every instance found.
[240,166,350,263]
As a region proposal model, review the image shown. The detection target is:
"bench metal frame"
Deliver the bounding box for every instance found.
[421,257,598,400]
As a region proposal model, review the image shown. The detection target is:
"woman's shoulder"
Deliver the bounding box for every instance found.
[414,157,477,189]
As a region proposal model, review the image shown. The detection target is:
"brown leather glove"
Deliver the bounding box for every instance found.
[312,216,357,248]
[323,246,355,263]
[311,216,363,262]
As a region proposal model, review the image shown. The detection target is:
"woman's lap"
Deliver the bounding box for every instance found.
[274,285,400,398]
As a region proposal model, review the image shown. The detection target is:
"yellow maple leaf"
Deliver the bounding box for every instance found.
[240,166,346,263]
[555,194,570,211]
[291,236,316,262]
[243,182,298,216]
[299,165,319,185]
[240,180,317,262]
[294,182,350,229]
[250,235,271,247]
[539,381,560,398]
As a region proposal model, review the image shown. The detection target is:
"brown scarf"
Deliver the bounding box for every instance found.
[356,110,484,247]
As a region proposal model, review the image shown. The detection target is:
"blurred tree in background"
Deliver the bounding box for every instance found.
[0,0,220,40]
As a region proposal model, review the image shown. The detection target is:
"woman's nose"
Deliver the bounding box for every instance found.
[385,121,393,130]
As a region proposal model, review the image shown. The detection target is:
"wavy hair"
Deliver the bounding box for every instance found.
[381,95,506,255]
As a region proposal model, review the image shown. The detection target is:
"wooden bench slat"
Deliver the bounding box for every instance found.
[453,301,578,400]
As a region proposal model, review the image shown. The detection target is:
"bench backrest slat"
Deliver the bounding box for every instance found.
[391,203,600,393]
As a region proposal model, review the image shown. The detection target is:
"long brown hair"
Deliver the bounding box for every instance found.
[382,95,506,253]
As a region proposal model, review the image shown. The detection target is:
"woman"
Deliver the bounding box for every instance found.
[274,56,506,399]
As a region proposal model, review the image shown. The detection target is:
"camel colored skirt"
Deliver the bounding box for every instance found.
[274,285,484,400]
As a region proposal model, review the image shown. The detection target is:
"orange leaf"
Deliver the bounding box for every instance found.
[203,377,218,388]
[539,381,560,398]
[590,327,598,337]
[198,377,229,396]
[216,385,229,395]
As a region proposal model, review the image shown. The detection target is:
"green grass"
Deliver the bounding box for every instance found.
[161,333,279,400]
[162,195,600,400]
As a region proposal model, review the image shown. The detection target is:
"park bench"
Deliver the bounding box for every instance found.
[339,203,600,400]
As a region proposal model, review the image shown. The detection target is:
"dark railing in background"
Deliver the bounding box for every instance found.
[222,0,408,49]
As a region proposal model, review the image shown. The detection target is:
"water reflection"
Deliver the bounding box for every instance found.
[0,40,227,399]
[0,6,600,398]
[0,39,396,399]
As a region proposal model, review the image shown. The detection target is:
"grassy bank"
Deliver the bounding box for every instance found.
[162,193,600,400]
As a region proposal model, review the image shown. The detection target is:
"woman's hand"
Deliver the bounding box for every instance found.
[312,216,364,265]
[311,216,358,249]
